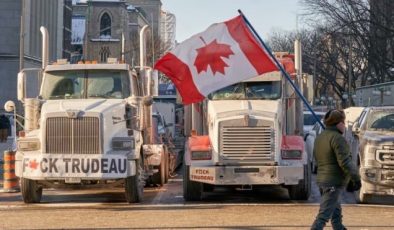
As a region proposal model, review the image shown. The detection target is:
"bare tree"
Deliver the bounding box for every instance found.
[267,0,394,105]
[301,0,394,86]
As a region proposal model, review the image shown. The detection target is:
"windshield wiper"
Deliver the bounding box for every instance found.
[88,94,110,98]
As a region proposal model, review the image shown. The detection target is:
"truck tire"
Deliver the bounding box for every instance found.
[288,164,311,200]
[183,163,203,201]
[164,150,169,183]
[152,152,166,186]
[355,183,372,204]
[125,159,144,203]
[21,178,42,203]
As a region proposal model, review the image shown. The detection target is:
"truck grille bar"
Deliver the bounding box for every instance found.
[46,117,101,154]
[378,150,394,164]
[220,126,274,161]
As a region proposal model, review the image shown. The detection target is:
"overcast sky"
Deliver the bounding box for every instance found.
[161,0,302,42]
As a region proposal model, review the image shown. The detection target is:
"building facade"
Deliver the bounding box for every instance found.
[81,0,162,67]
[0,0,72,111]
[160,10,175,54]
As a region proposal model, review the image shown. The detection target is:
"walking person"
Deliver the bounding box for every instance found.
[0,114,10,143]
[311,109,361,230]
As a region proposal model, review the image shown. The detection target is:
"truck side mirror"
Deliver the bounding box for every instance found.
[352,121,360,134]
[17,72,26,102]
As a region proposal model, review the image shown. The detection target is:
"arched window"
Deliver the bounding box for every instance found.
[100,13,111,37]
[100,46,111,62]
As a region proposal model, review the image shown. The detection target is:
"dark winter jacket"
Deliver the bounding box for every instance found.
[0,115,10,129]
[313,125,360,186]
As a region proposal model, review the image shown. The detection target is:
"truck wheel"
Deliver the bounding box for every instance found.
[203,184,214,192]
[183,163,203,201]
[21,178,42,203]
[164,150,169,183]
[152,152,167,186]
[125,159,145,203]
[355,184,372,204]
[288,164,311,200]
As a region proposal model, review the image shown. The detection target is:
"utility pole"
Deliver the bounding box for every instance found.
[19,0,25,70]
[348,37,353,107]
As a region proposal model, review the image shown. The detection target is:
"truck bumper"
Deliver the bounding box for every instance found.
[189,165,303,185]
[360,167,394,196]
[15,152,136,180]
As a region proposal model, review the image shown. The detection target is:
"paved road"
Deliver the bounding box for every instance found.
[1,172,394,229]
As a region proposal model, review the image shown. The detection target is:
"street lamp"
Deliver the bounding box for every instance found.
[342,93,348,108]
[372,87,391,105]
[320,96,326,107]
[328,96,333,109]
[351,94,357,106]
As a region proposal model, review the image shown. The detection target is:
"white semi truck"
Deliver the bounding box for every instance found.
[182,53,311,200]
[5,27,169,203]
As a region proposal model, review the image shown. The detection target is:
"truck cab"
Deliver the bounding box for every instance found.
[183,55,311,201]
[5,26,169,204]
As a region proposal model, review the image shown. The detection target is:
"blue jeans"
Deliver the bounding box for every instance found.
[311,185,346,230]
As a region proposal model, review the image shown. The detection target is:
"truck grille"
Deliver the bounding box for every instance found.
[377,150,394,164]
[46,117,101,154]
[220,126,274,161]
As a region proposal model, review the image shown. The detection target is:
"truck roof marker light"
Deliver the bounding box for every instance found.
[91,60,98,64]
[77,61,84,64]
[191,130,197,136]
[85,60,92,64]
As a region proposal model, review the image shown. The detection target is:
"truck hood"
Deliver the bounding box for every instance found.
[362,130,394,143]
[208,100,280,118]
[41,99,124,115]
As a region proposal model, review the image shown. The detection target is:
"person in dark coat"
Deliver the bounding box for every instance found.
[311,109,361,230]
[0,114,10,142]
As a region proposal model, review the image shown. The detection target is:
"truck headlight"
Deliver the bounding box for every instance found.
[18,139,40,151]
[281,150,302,159]
[112,137,134,150]
[191,151,212,160]
[364,168,377,182]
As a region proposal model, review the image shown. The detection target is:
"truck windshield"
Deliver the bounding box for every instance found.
[40,70,131,100]
[207,81,281,100]
[366,110,394,131]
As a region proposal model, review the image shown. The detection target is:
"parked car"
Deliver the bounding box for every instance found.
[303,110,325,136]
[305,107,364,174]
[349,106,394,203]
[304,121,324,173]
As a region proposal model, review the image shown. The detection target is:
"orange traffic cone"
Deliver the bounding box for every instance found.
[1,150,20,192]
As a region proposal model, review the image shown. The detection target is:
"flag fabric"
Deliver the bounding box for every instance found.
[154,15,279,104]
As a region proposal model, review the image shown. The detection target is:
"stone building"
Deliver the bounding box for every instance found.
[80,0,161,67]
[0,0,72,110]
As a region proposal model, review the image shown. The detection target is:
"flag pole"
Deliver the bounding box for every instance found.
[238,9,325,129]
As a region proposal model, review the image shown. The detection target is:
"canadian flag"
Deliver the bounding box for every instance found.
[154,15,279,104]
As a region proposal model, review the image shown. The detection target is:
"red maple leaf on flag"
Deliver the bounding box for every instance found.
[194,38,234,75]
[29,159,39,170]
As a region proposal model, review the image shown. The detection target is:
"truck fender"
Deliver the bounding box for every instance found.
[281,135,307,164]
[184,135,211,166]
